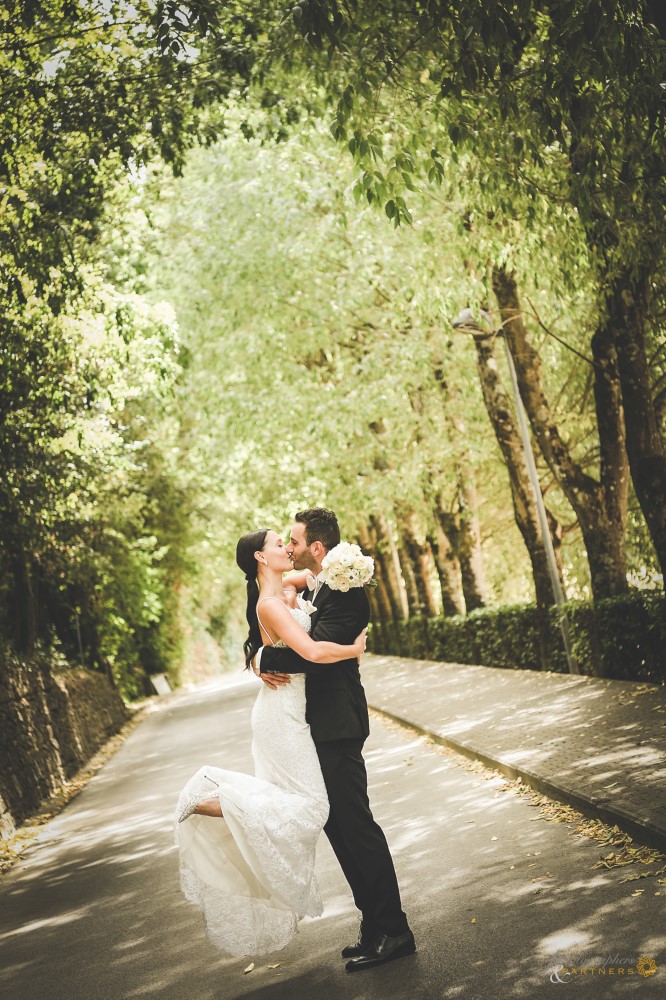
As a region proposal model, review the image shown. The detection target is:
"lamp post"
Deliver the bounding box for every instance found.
[452,308,579,675]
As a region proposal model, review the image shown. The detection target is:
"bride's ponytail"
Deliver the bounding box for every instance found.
[236,529,269,670]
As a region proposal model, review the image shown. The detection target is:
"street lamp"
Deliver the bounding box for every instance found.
[452,307,579,675]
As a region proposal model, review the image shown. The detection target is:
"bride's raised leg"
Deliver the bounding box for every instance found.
[193,796,223,818]
[177,773,224,823]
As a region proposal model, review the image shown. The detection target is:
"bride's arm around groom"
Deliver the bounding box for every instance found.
[259,583,370,670]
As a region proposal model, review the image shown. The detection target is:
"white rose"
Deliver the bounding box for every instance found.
[321,541,374,588]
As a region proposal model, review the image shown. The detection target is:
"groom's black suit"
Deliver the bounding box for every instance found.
[260,581,409,940]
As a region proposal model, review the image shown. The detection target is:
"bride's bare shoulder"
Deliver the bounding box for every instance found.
[257,596,290,620]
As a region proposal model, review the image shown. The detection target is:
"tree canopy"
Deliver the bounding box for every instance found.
[0,1,664,694]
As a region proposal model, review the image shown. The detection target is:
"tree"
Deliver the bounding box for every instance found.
[469,324,566,608]
[0,0,255,691]
[267,0,666,587]
[145,112,648,638]
[492,265,630,599]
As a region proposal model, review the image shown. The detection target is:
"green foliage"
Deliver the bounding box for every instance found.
[144,116,552,614]
[1,1,664,696]
[275,0,666,266]
[145,105,660,629]
[585,591,666,682]
[0,4,305,695]
[0,0,234,696]
[0,236,191,697]
[369,592,666,683]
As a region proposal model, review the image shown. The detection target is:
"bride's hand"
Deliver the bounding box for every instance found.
[353,627,368,658]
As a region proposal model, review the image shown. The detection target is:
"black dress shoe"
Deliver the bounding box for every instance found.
[341,923,375,958]
[341,937,373,959]
[345,930,416,972]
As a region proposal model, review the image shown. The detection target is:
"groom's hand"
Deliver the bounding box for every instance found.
[259,672,291,689]
[251,655,291,689]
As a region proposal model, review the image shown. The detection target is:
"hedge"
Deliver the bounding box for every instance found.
[367,590,666,684]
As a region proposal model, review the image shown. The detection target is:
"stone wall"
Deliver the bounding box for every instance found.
[0,646,129,839]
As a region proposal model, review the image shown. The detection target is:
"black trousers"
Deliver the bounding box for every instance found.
[315,738,409,938]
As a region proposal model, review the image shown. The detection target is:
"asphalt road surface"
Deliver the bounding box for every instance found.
[1,673,663,1000]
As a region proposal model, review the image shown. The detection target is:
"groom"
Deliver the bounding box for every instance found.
[255,507,415,972]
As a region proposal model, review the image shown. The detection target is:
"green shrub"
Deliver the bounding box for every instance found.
[368,591,665,683]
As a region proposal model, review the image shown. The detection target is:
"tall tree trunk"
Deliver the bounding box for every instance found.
[431,355,489,610]
[493,265,629,600]
[455,470,487,610]
[398,541,421,616]
[399,511,439,616]
[367,514,408,620]
[356,527,393,623]
[437,502,488,611]
[654,387,666,438]
[366,586,381,623]
[371,561,393,623]
[609,269,666,583]
[473,333,564,607]
[427,517,466,616]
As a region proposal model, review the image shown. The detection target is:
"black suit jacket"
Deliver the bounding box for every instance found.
[259,582,371,743]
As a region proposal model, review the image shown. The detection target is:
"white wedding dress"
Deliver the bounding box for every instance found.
[173,599,329,956]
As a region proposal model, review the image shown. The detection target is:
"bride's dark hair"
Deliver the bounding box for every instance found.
[236,528,269,670]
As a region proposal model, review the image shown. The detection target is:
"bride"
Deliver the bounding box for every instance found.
[173,527,367,957]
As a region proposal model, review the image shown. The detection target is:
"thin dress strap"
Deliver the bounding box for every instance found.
[256,596,285,646]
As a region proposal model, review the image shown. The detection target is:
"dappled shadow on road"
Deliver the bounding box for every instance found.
[365,656,666,830]
[355,730,664,999]
[0,680,663,1000]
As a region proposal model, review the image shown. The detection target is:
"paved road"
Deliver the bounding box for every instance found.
[0,673,663,999]
[362,655,666,851]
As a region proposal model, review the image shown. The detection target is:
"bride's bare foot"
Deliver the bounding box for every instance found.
[193,796,223,818]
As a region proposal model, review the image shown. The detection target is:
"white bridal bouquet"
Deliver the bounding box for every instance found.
[321,542,375,592]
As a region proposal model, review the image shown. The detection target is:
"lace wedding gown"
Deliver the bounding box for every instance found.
[173,599,329,956]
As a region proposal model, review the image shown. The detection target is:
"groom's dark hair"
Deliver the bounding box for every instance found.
[295,507,340,551]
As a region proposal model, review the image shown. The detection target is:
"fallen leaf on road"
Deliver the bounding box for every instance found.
[0,828,40,875]
[244,963,254,974]
[383,707,665,886]
[596,849,664,876]
[471,917,476,923]
[268,964,281,969]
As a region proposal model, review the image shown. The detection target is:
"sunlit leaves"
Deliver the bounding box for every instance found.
[143,112,607,617]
